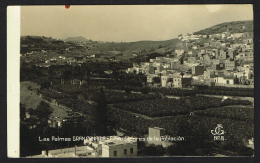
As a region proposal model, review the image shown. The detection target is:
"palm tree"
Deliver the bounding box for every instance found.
[180,70,184,99]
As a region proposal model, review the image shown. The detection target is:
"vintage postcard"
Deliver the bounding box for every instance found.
[8,5,254,158]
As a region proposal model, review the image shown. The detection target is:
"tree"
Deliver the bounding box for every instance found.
[112,65,119,81]
[48,68,53,75]
[153,77,160,83]
[40,81,51,89]
[237,146,254,156]
[35,101,53,121]
[74,66,85,80]
[20,102,45,157]
[63,70,72,80]
[124,87,131,94]
[166,144,186,156]
[140,87,149,94]
[20,119,41,157]
[90,87,109,136]
[142,145,165,156]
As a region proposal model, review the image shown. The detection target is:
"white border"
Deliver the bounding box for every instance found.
[7,6,20,158]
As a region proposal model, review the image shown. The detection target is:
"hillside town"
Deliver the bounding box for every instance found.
[127,30,254,88]
[18,5,254,158]
[20,22,254,157]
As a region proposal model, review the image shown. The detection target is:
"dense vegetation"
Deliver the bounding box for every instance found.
[194,106,254,122]
[20,102,90,157]
[39,85,159,105]
[113,96,252,117]
[105,90,159,104]
[108,107,254,143]
[149,86,254,97]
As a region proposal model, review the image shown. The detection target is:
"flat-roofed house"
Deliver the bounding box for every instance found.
[101,139,137,157]
[225,60,237,70]
[214,76,235,85]
[192,65,204,76]
[175,49,184,57]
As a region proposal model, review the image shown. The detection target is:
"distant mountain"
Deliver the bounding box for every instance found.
[21,35,43,38]
[193,20,253,35]
[64,36,88,42]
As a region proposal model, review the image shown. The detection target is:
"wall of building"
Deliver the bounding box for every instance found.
[192,66,204,76]
[148,66,155,74]
[225,61,236,70]
[171,61,180,70]
[161,76,168,87]
[173,77,182,88]
[102,143,137,157]
[228,50,234,59]
[175,49,184,57]
[148,127,166,146]
[231,33,243,38]
[182,78,192,87]
[214,77,234,85]
[218,51,227,60]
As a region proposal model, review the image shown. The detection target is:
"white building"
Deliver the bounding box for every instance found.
[231,33,243,39]
[28,146,95,158]
[161,74,192,88]
[175,49,184,57]
[147,127,178,148]
[214,76,235,85]
[84,136,138,158]
[101,139,137,157]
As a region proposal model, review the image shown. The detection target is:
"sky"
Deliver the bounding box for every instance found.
[20,5,253,42]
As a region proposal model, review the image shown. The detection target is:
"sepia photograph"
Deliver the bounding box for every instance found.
[13,5,255,157]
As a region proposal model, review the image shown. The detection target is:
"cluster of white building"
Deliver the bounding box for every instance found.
[127,30,254,88]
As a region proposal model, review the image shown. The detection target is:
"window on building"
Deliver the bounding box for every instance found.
[114,151,117,156]
[130,148,133,154]
[124,149,127,155]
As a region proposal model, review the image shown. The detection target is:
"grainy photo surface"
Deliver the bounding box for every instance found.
[18,5,254,157]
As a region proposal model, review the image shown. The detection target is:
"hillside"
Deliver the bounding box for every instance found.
[94,38,183,56]
[64,36,88,42]
[193,20,253,35]
[20,81,68,118]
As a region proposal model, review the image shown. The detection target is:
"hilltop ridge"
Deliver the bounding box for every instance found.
[193,20,253,35]
[64,36,89,42]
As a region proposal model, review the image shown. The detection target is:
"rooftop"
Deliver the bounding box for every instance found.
[223,76,235,79]
[27,146,95,158]
[48,146,93,156]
